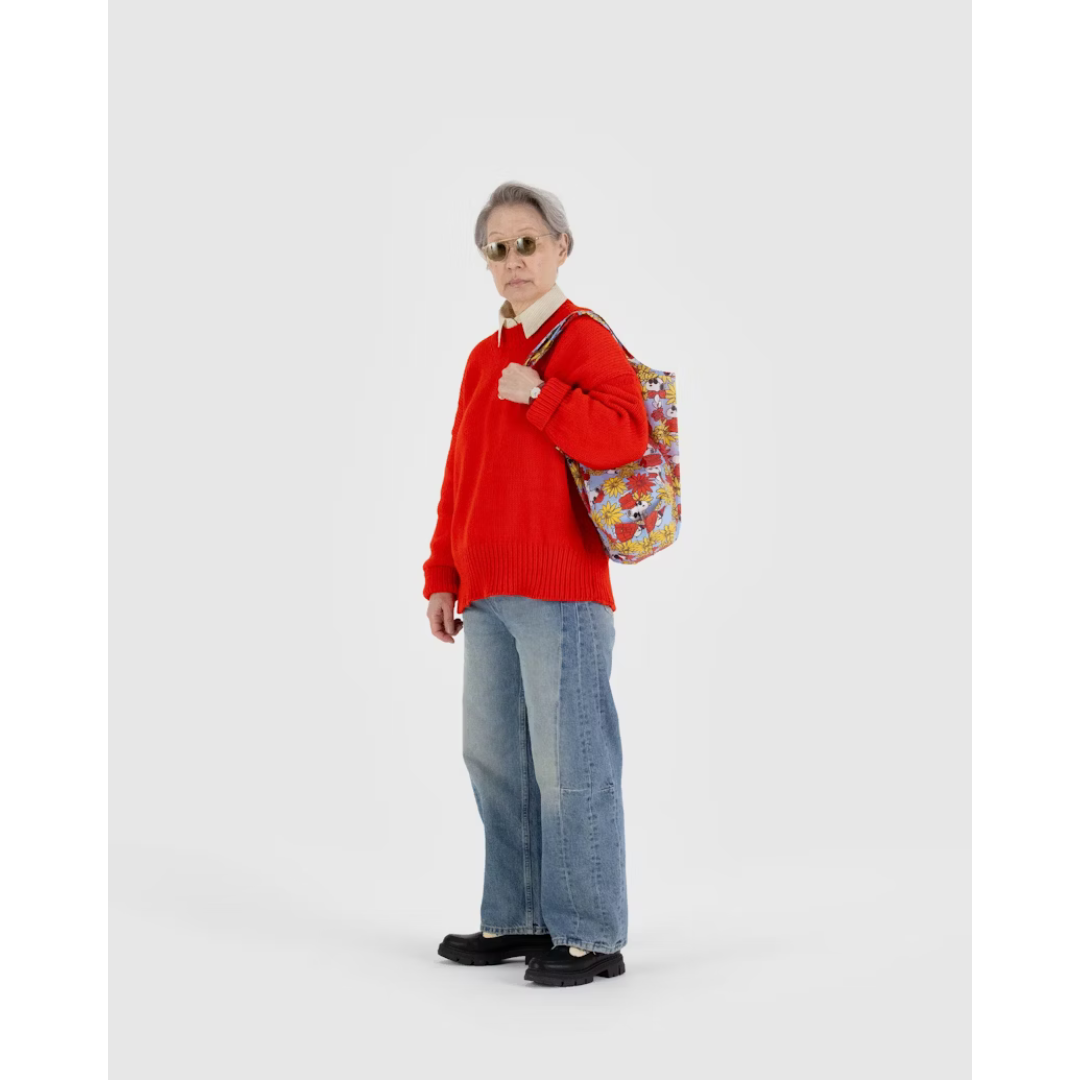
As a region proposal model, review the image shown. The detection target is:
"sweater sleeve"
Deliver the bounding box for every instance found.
[422,371,467,601]
[523,317,650,471]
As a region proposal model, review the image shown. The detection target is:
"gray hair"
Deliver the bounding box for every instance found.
[474,181,574,257]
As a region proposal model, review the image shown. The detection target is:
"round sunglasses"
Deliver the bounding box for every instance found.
[480,233,557,262]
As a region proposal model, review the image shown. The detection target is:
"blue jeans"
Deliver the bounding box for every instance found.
[461,595,628,954]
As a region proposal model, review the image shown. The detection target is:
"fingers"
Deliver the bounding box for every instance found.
[428,599,460,643]
[430,610,451,642]
[444,601,462,639]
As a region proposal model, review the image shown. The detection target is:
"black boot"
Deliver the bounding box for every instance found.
[523,945,626,986]
[437,931,553,965]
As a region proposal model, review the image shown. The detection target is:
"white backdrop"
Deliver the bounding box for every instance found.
[110,2,970,1076]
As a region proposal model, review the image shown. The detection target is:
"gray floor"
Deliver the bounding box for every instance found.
[111,842,969,1079]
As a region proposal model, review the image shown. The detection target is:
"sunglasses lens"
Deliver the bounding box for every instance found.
[484,236,539,261]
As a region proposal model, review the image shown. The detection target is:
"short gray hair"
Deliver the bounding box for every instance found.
[474,181,574,256]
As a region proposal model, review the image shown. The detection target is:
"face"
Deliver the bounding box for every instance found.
[482,204,568,314]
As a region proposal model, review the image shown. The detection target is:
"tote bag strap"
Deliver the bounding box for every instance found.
[522,308,635,369]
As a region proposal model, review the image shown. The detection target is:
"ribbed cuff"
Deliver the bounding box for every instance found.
[423,565,460,600]
[525,375,572,433]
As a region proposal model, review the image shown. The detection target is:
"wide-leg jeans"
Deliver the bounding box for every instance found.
[461,595,628,954]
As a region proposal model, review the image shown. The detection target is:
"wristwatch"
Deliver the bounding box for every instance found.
[529,380,545,401]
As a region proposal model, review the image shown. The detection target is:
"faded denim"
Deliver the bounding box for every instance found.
[461,594,628,954]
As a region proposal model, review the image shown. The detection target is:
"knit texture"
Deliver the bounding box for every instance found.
[422,296,650,615]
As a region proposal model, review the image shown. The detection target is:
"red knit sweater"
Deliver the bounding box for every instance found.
[422,295,650,615]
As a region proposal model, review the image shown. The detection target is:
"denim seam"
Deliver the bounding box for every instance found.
[518,673,534,927]
[556,601,581,938]
[584,601,610,942]
[570,603,590,944]
[606,606,627,920]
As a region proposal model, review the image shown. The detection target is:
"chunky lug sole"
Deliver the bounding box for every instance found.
[524,951,627,986]
[437,934,553,966]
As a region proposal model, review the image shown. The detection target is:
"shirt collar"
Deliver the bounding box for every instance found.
[497,282,567,347]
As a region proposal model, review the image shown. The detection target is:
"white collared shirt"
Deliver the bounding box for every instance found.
[497,281,567,347]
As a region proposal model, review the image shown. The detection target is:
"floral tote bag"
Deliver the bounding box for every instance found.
[523,309,681,564]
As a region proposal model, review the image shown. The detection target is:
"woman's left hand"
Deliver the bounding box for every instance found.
[497,363,543,404]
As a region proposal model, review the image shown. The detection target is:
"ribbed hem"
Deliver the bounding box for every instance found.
[456,542,615,613]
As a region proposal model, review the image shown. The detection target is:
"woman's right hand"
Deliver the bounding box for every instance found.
[427,592,463,643]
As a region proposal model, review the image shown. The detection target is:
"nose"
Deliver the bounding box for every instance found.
[503,247,525,272]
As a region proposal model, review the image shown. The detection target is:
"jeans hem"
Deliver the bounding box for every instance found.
[549,935,626,953]
[481,923,552,936]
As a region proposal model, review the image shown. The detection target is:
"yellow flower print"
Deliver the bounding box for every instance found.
[653,523,677,548]
[594,501,625,527]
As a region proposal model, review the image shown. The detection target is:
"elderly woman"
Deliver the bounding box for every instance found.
[424,181,648,987]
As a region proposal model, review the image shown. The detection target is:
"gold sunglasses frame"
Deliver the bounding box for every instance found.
[480,233,558,262]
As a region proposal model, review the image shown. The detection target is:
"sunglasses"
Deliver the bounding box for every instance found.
[480,233,557,262]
